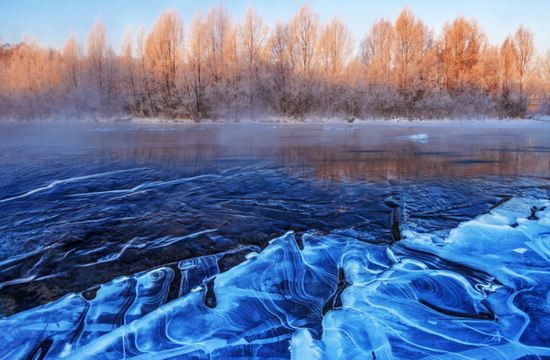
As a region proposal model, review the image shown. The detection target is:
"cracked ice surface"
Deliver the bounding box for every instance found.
[1,197,550,359]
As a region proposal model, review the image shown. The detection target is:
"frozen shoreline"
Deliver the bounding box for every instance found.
[2,115,550,130]
[355,118,550,129]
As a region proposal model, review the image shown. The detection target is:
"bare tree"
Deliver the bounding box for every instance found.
[220,18,248,120]
[61,30,84,117]
[317,14,354,78]
[187,8,209,120]
[269,19,292,85]
[145,8,185,112]
[86,15,110,92]
[120,26,137,111]
[15,35,41,118]
[290,2,319,73]
[500,35,516,98]
[62,30,82,89]
[360,18,394,85]
[440,16,486,92]
[205,2,231,83]
[136,23,156,115]
[482,44,500,101]
[393,6,428,91]
[240,4,269,113]
[513,24,537,95]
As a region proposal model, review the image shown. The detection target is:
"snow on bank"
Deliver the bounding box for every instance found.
[357,117,550,130]
[149,117,550,131]
[4,114,550,130]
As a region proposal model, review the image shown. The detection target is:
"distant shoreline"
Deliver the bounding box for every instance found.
[2,116,550,130]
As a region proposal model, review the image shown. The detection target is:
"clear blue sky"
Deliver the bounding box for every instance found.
[1,0,549,54]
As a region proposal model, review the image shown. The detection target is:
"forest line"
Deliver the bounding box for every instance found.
[0,2,549,121]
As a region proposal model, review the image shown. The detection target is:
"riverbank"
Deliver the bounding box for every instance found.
[3,114,550,130]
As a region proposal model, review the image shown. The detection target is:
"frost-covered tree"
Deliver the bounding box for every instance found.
[62,30,82,90]
[360,18,394,85]
[269,19,292,85]
[119,26,137,112]
[205,2,231,83]
[440,16,486,91]
[500,35,516,98]
[317,15,354,78]
[186,9,209,120]
[240,4,269,113]
[220,18,248,120]
[86,15,109,92]
[482,45,500,101]
[145,8,185,113]
[393,7,428,91]
[61,30,84,116]
[513,24,537,96]
[290,3,319,73]
[136,23,156,116]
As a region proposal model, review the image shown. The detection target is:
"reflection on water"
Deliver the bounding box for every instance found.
[97,125,550,181]
[0,123,549,359]
[102,125,550,180]
[1,123,549,187]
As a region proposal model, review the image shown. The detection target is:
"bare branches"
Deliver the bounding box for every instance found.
[290,3,319,73]
[86,15,109,91]
[146,8,184,100]
[317,15,354,78]
[513,24,537,94]
[360,17,393,84]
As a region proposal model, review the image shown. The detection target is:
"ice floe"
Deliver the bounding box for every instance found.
[400,133,429,142]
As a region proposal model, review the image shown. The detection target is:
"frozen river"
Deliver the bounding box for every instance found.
[0,122,549,359]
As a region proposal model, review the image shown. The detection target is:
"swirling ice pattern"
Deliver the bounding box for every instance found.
[0,266,174,359]
[1,198,550,359]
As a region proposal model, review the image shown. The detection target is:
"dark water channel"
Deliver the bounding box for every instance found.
[0,122,549,359]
